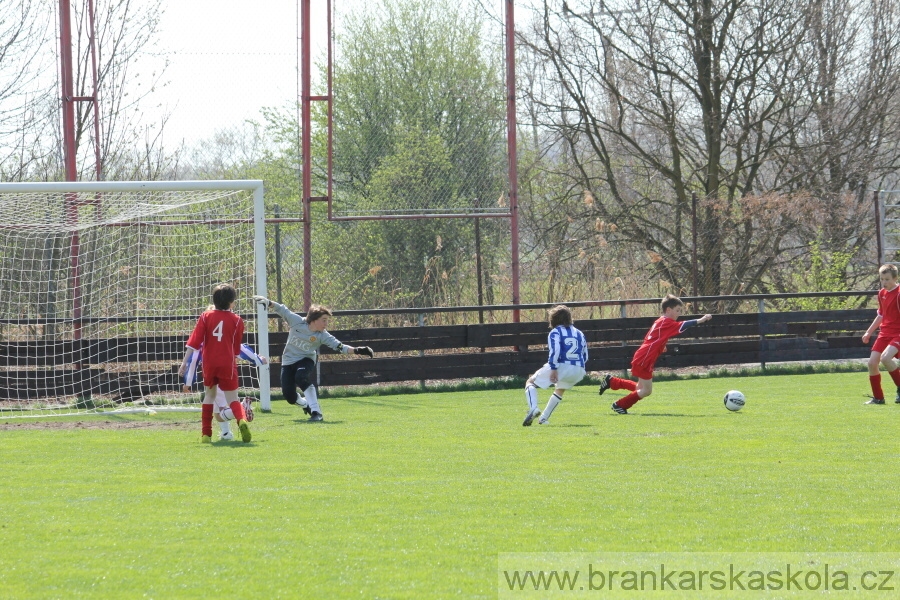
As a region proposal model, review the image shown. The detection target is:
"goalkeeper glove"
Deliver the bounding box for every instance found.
[354,346,374,358]
[252,295,271,309]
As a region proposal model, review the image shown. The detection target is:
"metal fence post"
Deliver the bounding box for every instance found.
[419,313,426,388]
[620,302,628,376]
[758,298,766,370]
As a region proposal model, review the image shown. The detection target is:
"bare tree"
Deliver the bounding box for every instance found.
[521,0,900,296]
[0,0,56,180]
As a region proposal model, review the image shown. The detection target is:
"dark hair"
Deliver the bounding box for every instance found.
[212,283,237,310]
[548,305,573,328]
[306,304,333,324]
[660,294,684,313]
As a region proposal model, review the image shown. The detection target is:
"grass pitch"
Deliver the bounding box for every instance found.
[1,372,899,598]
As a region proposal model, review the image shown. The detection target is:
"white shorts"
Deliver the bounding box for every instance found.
[529,363,586,390]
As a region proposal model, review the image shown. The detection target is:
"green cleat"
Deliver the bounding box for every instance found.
[200,435,212,443]
[238,419,252,443]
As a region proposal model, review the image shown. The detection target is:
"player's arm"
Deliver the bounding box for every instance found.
[547,330,560,371]
[863,314,883,344]
[321,331,374,358]
[178,346,197,379]
[677,314,712,333]
[239,343,268,365]
[181,346,201,392]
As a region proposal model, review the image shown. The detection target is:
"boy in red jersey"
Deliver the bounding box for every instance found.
[861,264,900,405]
[597,294,712,414]
[178,283,252,442]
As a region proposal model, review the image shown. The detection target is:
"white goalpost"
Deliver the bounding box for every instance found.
[0,180,270,418]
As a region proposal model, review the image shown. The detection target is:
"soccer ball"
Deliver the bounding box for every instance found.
[723,390,745,412]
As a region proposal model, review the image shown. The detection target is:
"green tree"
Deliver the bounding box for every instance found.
[305,0,508,308]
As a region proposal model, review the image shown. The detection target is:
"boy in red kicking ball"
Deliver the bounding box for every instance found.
[178,283,252,442]
[598,294,712,414]
[862,263,900,405]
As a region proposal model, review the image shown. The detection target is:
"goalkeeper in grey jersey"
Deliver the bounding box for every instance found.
[253,296,374,421]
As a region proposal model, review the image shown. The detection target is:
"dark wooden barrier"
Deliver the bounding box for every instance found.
[0,303,875,398]
[309,309,873,386]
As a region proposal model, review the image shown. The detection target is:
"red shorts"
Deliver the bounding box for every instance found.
[872,335,900,354]
[630,360,654,380]
[202,365,239,391]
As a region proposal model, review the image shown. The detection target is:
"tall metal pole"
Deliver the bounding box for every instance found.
[301,0,313,311]
[692,192,699,296]
[506,0,520,322]
[874,190,883,265]
[59,0,82,349]
[59,0,77,182]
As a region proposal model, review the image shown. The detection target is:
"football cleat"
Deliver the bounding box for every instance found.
[220,431,235,441]
[865,398,886,405]
[241,397,254,422]
[309,411,323,422]
[200,435,212,443]
[598,373,612,396]
[237,419,252,442]
[522,407,541,427]
[611,401,628,414]
[298,395,308,409]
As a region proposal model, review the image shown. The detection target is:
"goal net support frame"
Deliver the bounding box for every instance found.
[0,180,271,417]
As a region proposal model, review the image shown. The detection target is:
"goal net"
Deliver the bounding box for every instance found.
[0,181,270,418]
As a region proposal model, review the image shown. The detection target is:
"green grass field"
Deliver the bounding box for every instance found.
[2,372,899,598]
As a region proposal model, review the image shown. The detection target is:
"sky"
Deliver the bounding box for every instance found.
[147,0,330,143]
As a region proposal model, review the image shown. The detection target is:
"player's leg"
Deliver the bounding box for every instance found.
[538,364,583,424]
[214,389,234,440]
[598,373,636,395]
[880,340,900,403]
[612,377,652,414]
[201,385,218,442]
[294,358,322,421]
[867,341,887,404]
[219,370,251,442]
[523,367,548,426]
[281,361,301,405]
[538,388,564,425]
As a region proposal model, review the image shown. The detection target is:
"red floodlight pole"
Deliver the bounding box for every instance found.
[59,0,83,346]
[301,0,313,311]
[506,0,520,323]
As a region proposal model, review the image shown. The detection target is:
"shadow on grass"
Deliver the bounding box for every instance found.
[291,419,346,425]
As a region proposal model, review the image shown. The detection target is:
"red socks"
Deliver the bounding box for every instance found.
[610,377,637,392]
[229,401,246,422]
[870,374,884,400]
[201,404,214,437]
[617,391,641,409]
[889,369,900,387]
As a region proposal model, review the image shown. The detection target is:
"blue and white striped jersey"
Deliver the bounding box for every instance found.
[547,325,588,369]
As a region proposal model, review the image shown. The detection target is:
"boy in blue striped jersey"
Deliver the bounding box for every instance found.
[523,305,588,426]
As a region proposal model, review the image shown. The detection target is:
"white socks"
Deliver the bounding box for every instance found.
[525,384,539,411]
[540,393,562,423]
[219,420,231,435]
[305,385,321,414]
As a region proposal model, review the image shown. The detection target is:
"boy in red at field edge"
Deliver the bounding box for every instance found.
[597,294,712,414]
[178,283,252,442]
[861,263,900,405]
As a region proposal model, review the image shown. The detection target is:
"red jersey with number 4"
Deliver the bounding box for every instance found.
[877,285,900,337]
[632,316,690,374]
[186,310,244,369]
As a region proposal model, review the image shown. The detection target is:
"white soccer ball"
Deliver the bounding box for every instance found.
[724,390,745,412]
